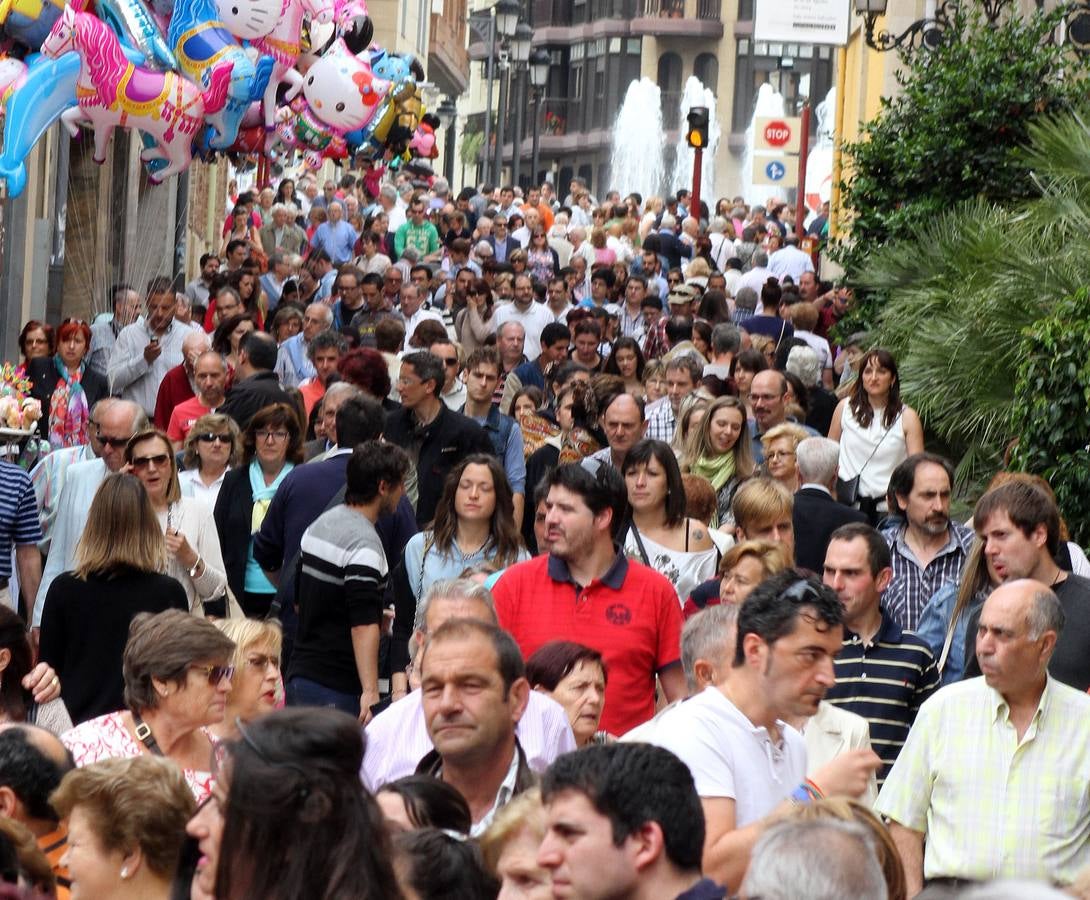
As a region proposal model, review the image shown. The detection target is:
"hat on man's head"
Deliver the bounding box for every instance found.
[667,284,698,306]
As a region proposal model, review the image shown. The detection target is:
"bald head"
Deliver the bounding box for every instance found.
[976,579,1063,697]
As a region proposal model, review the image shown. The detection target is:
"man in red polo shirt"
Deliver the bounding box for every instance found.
[492,464,685,735]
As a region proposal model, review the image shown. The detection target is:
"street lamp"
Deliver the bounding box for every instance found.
[509,22,534,188]
[511,22,533,63]
[495,0,520,37]
[436,97,457,184]
[854,0,952,52]
[528,48,549,188]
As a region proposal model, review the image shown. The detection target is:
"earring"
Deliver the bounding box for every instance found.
[120,867,129,879]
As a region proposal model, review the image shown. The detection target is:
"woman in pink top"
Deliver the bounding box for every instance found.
[61,609,236,802]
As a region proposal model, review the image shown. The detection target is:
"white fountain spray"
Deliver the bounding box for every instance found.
[609,78,666,202]
[740,82,786,207]
[802,86,836,226]
[673,76,720,210]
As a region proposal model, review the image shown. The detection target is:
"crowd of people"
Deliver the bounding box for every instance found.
[0,170,1084,899]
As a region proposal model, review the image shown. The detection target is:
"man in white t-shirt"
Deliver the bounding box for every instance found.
[651,570,881,894]
[493,274,555,360]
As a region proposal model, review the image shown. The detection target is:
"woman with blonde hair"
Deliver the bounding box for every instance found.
[209,618,282,742]
[784,798,906,900]
[682,396,756,529]
[124,429,228,614]
[682,539,790,619]
[179,413,241,506]
[51,756,195,900]
[760,422,810,494]
[480,789,551,899]
[39,474,188,724]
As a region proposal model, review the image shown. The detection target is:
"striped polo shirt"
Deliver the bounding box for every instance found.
[825,607,940,786]
[0,460,43,579]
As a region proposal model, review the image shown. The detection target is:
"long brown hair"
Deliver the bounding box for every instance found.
[430,455,522,565]
[849,348,904,430]
[74,473,166,578]
[683,396,755,477]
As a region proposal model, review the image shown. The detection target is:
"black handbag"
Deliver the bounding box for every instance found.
[836,473,861,506]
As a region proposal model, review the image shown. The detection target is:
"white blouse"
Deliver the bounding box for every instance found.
[156,497,228,613]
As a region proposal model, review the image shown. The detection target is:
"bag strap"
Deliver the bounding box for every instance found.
[417,532,435,595]
[132,710,165,756]
[856,420,896,478]
[937,616,958,676]
[626,521,651,567]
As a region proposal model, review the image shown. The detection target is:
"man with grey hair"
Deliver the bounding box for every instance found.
[731,285,759,326]
[793,436,868,573]
[877,579,1090,894]
[260,203,307,257]
[276,302,333,388]
[741,818,889,900]
[361,578,575,790]
[704,323,741,381]
[34,399,148,629]
[621,604,739,744]
[736,249,771,299]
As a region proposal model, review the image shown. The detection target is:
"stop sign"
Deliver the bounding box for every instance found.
[763,120,792,148]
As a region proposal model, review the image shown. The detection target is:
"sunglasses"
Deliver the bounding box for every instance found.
[197,433,232,445]
[245,653,280,671]
[131,453,171,470]
[97,434,132,448]
[190,664,235,685]
[440,357,459,367]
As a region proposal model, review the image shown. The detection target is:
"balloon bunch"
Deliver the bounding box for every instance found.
[0,0,436,197]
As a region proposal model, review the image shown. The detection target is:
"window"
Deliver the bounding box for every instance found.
[694,52,718,90]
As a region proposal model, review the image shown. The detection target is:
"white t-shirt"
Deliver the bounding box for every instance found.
[493,301,556,361]
[652,687,806,827]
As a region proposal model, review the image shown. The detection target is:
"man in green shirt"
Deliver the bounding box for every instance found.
[394,199,440,261]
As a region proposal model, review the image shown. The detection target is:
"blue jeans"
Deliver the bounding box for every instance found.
[286,677,359,717]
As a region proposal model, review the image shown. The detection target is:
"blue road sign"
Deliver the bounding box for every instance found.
[765,160,786,181]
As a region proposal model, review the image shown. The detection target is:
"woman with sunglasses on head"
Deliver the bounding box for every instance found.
[61,609,236,802]
[27,318,107,449]
[454,277,496,354]
[39,474,188,725]
[125,428,228,614]
[186,707,400,900]
[208,618,282,743]
[179,414,241,508]
[214,404,302,619]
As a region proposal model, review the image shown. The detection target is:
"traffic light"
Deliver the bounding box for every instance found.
[686,106,709,149]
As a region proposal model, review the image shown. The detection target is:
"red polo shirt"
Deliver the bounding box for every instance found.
[493,552,682,735]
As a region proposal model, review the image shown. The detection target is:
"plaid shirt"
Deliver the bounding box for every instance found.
[644,403,676,443]
[643,318,669,361]
[619,306,647,343]
[876,676,1090,885]
[881,521,974,632]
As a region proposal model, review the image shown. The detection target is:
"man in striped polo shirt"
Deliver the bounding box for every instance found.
[822,523,940,785]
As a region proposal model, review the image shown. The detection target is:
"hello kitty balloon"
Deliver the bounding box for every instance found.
[273,38,390,169]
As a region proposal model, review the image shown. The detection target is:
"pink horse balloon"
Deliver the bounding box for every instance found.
[41,6,232,182]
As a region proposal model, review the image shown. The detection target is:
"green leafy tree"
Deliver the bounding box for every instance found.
[854,109,1090,520]
[833,5,1089,334]
[1010,292,1090,547]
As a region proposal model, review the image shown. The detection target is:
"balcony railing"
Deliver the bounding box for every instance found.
[637,0,719,17]
[631,0,723,35]
[542,98,572,137]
